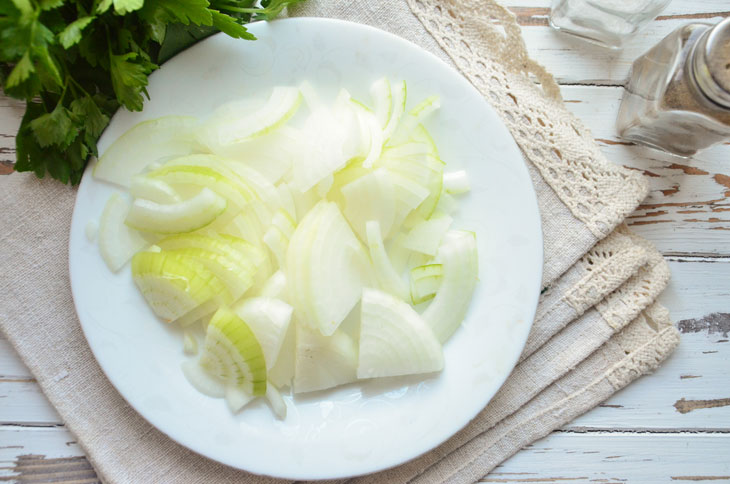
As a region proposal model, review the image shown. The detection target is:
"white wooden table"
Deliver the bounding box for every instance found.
[1,2,729,482]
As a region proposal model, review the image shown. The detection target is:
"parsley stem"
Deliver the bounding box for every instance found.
[216,5,265,14]
[68,76,91,98]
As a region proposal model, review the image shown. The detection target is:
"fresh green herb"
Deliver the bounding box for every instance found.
[0,0,304,184]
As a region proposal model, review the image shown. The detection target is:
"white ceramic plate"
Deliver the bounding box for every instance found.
[69,18,542,480]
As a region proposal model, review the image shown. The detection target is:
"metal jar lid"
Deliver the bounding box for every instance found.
[693,17,730,108]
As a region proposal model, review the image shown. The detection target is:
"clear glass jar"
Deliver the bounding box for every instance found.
[550,0,671,49]
[616,18,730,157]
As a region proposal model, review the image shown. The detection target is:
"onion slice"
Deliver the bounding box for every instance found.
[358,288,443,378]
[422,231,479,342]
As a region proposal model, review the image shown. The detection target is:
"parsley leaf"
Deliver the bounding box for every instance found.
[29,103,77,148]
[109,52,155,111]
[141,0,214,26]
[59,16,95,49]
[71,95,109,137]
[5,50,33,87]
[210,9,255,40]
[113,0,144,15]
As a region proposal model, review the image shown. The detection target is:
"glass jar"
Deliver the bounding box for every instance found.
[616,18,730,157]
[550,0,671,49]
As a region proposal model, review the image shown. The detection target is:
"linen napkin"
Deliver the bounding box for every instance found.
[0,1,680,483]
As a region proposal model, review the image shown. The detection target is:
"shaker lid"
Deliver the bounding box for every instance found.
[698,17,730,107]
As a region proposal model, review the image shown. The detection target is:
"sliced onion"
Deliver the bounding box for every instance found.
[257,270,287,299]
[129,176,181,204]
[131,251,229,322]
[389,95,441,146]
[365,220,409,301]
[422,231,479,342]
[370,77,392,129]
[198,86,302,149]
[94,115,198,187]
[99,194,149,272]
[225,384,255,413]
[410,263,443,305]
[293,323,358,394]
[233,297,293,370]
[358,288,443,378]
[341,168,396,242]
[200,306,267,396]
[443,170,471,194]
[265,383,287,419]
[268,320,295,389]
[182,359,226,398]
[402,214,453,256]
[382,80,406,142]
[287,201,369,336]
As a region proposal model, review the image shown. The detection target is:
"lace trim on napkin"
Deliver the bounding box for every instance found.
[596,228,672,330]
[406,0,648,237]
[606,303,680,389]
[564,231,649,315]
[523,230,649,362]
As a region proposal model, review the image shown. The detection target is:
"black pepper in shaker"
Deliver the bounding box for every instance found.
[616,17,730,157]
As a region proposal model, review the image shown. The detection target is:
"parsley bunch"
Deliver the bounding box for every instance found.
[0,0,303,184]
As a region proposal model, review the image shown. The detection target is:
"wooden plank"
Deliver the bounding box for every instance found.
[0,96,22,173]
[0,426,85,477]
[660,258,730,321]
[0,338,33,380]
[485,432,730,483]
[1,454,98,484]
[14,432,726,483]
[499,0,729,15]
[510,10,730,85]
[0,433,727,484]
[0,381,61,426]
[2,430,728,484]
[559,85,730,256]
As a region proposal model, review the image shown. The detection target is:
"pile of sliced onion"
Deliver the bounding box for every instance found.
[94,78,478,419]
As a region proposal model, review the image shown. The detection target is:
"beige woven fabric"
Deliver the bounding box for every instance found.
[0,1,680,483]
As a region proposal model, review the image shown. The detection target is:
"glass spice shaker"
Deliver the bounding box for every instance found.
[550,0,671,50]
[616,18,730,157]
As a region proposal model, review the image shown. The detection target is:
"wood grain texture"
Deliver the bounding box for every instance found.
[488,432,730,483]
[0,97,22,172]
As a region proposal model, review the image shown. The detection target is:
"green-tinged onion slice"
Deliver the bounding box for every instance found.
[125,187,226,234]
[200,306,267,396]
[131,251,229,323]
[410,263,443,305]
[233,297,293,370]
